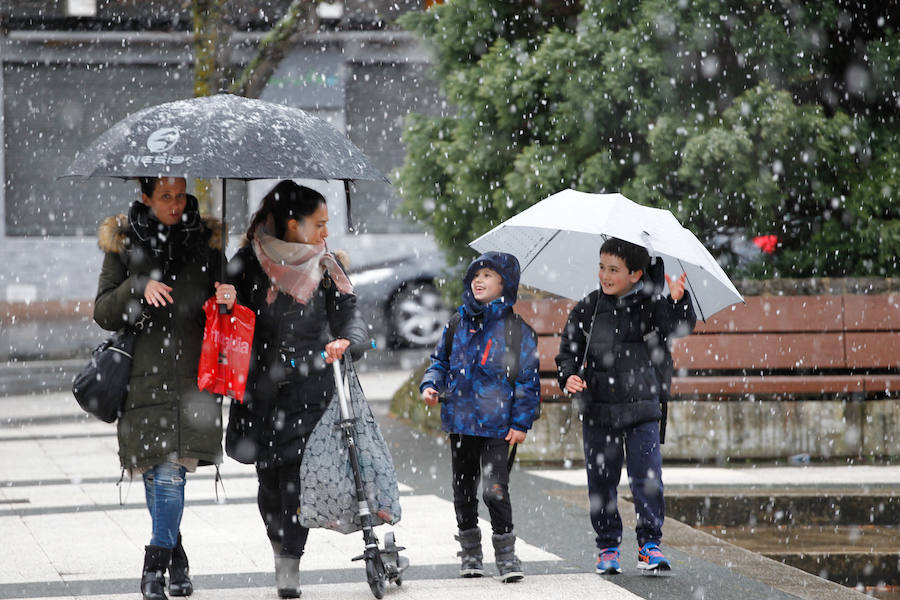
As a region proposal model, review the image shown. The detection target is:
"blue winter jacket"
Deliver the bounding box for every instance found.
[420,251,540,439]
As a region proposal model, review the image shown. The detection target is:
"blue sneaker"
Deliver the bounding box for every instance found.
[595,547,621,574]
[637,542,671,572]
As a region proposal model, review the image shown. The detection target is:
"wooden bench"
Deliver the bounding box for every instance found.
[515,294,900,403]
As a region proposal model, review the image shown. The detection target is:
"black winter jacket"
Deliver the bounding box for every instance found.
[555,280,696,431]
[225,245,367,468]
[94,210,225,470]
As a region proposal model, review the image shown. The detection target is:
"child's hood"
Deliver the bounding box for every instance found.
[461,251,521,315]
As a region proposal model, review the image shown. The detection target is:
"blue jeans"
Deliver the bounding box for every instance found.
[142,462,187,549]
[582,418,664,549]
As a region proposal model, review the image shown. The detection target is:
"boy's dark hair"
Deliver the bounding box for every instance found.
[600,237,650,274]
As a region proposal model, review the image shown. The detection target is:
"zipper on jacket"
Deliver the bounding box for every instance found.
[480,338,493,365]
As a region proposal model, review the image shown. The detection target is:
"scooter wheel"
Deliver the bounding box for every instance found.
[366,557,386,599]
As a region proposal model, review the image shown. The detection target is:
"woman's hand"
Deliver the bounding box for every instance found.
[422,387,440,406]
[505,428,526,445]
[565,374,587,395]
[323,338,351,363]
[144,280,174,307]
[665,272,688,302]
[214,281,237,311]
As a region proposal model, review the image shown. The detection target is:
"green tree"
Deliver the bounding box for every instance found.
[398,0,899,278]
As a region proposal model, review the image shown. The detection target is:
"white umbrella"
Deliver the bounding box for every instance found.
[469,189,743,320]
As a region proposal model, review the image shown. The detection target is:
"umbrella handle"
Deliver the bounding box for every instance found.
[219,179,228,315]
[640,231,657,261]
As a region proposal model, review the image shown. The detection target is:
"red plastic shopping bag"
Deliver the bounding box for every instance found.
[197,297,256,402]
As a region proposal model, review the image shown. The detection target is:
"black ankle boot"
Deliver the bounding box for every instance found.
[455,527,484,577]
[169,533,193,597]
[141,545,172,600]
[492,533,524,583]
[270,539,301,598]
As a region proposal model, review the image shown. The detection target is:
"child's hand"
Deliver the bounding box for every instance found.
[565,374,586,395]
[665,272,688,302]
[422,387,440,406]
[505,428,526,444]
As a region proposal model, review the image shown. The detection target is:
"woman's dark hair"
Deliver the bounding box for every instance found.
[139,177,159,198]
[246,180,327,241]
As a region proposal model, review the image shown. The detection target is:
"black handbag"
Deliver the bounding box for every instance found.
[72,314,148,423]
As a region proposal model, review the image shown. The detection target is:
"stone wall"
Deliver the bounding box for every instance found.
[392,385,900,464]
[390,280,900,464]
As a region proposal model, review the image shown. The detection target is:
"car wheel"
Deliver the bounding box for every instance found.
[388,282,450,347]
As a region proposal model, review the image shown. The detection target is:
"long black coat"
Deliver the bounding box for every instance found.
[555,280,696,431]
[225,245,367,468]
[94,213,225,470]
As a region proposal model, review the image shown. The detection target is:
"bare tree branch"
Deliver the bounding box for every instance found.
[191,0,225,215]
[192,0,222,98]
[228,0,318,99]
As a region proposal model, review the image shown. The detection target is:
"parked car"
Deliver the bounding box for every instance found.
[246,178,453,348]
[349,251,454,348]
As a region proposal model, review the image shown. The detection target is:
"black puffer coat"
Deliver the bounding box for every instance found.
[555,276,696,431]
[225,245,367,468]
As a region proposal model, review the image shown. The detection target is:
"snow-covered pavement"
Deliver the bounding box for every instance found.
[0,370,872,600]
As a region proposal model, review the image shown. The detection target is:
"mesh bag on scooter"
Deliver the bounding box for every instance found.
[299,357,402,534]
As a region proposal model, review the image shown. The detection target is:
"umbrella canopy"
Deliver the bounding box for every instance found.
[469,189,743,320]
[63,93,385,181]
[63,93,386,288]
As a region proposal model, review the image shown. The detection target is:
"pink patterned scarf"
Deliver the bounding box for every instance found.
[251,222,353,305]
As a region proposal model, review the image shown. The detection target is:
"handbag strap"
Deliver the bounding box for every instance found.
[342,353,360,390]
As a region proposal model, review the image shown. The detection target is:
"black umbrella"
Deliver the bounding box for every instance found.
[65,93,385,181]
[63,93,386,283]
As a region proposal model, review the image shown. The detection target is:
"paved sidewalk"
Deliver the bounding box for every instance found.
[1,369,875,600]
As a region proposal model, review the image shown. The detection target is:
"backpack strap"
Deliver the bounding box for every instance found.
[503,311,524,471]
[640,297,671,444]
[443,312,462,362]
[502,311,523,388]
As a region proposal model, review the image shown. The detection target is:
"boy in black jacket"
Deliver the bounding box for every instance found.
[555,237,696,575]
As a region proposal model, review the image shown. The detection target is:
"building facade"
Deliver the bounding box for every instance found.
[0,0,442,306]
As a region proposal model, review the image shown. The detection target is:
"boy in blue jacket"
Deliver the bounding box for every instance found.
[555,237,696,575]
[420,251,540,583]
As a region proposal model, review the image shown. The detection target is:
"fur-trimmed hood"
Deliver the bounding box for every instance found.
[97,214,223,254]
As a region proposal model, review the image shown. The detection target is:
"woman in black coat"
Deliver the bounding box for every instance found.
[225,180,367,599]
[95,177,236,600]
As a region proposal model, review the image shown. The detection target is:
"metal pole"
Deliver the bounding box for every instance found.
[219,178,228,313]
[332,360,352,421]
[221,178,227,282]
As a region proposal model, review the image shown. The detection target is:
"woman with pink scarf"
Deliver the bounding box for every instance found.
[225,180,367,598]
